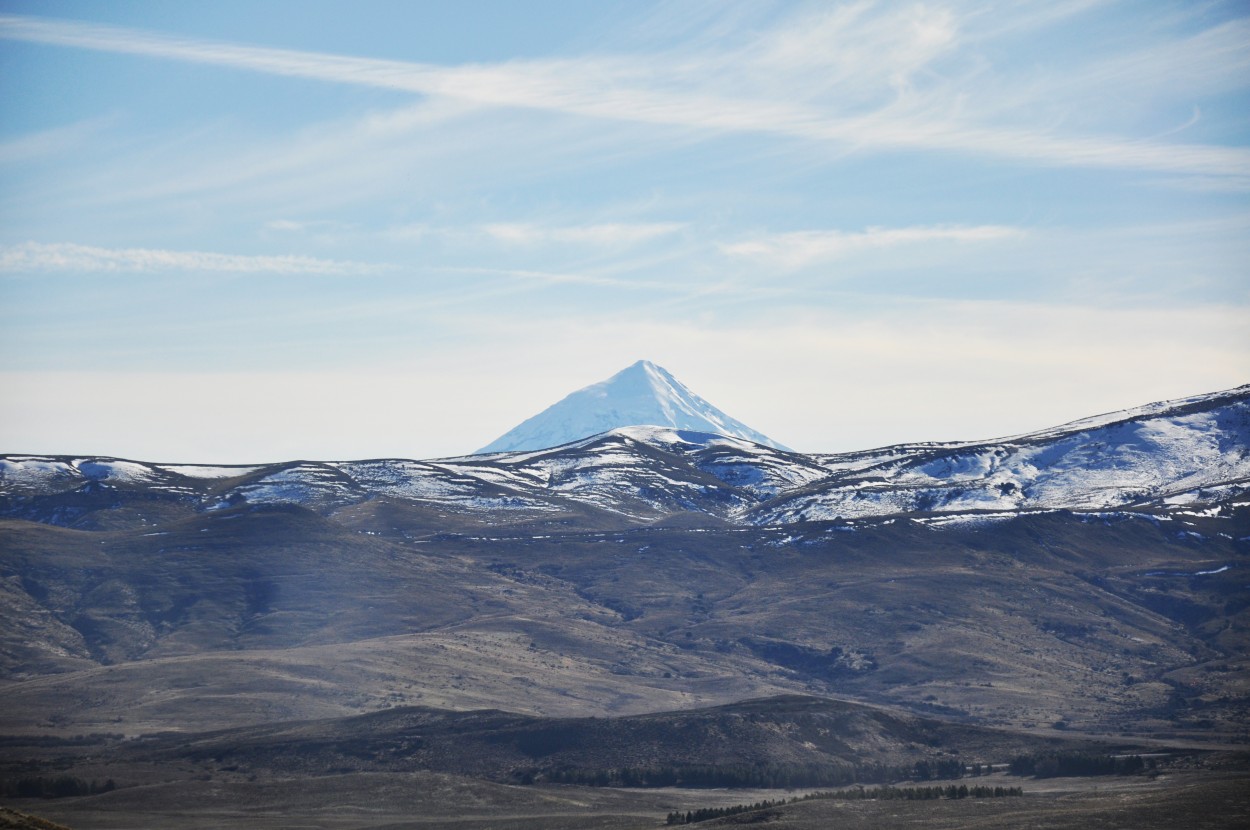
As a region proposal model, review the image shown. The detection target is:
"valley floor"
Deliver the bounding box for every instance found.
[6,769,1248,830]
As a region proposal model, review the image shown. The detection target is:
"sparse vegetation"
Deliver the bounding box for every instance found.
[667,784,1025,824]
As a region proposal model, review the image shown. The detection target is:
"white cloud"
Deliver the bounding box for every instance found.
[1069,17,1250,102]
[717,2,961,103]
[62,98,477,213]
[0,241,385,275]
[265,219,307,233]
[722,224,1024,269]
[0,116,116,164]
[481,221,684,246]
[3,9,1248,181]
[444,265,676,292]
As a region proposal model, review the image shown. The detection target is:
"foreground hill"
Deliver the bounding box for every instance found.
[1,694,1128,787]
[3,694,1246,830]
[0,506,1245,740]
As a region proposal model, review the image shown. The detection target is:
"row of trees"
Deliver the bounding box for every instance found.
[666,784,1024,825]
[666,798,785,825]
[1007,753,1149,778]
[0,776,116,799]
[524,758,969,789]
[815,784,1025,801]
[521,752,1151,790]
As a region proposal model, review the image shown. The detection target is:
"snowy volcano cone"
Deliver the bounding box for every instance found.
[477,360,789,454]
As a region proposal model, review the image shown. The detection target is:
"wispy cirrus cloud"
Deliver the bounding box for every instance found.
[255,219,683,254]
[447,265,675,292]
[722,225,1024,270]
[0,241,385,275]
[1065,16,1250,101]
[480,221,684,246]
[0,116,117,165]
[2,9,1248,181]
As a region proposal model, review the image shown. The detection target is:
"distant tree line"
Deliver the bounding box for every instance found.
[0,733,123,748]
[1007,753,1149,778]
[518,758,970,789]
[665,798,785,825]
[518,752,1149,790]
[811,784,1024,801]
[0,775,116,798]
[665,784,1024,824]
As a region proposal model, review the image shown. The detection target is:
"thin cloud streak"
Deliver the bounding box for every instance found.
[0,116,117,164]
[482,222,685,246]
[2,12,1248,181]
[0,241,386,275]
[444,265,676,292]
[723,225,1024,269]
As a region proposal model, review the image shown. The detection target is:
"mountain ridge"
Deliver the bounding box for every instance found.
[2,382,1246,530]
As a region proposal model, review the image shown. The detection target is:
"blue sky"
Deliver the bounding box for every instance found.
[1,0,1247,461]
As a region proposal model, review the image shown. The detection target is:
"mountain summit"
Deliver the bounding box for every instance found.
[477,359,790,453]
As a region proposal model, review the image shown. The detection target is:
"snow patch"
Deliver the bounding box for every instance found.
[158,464,263,479]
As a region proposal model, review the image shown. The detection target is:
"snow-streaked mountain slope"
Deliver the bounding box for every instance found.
[750,384,1250,523]
[0,456,256,500]
[444,426,828,520]
[477,360,789,453]
[0,429,822,526]
[2,384,1247,529]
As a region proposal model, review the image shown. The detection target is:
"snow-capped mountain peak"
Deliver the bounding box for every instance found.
[476,359,790,453]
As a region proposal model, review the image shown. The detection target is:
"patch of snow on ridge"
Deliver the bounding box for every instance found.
[0,457,78,489]
[335,460,497,501]
[223,463,358,507]
[1176,507,1223,518]
[1145,564,1232,577]
[432,462,550,490]
[0,457,81,495]
[615,425,716,447]
[158,464,263,479]
[73,459,157,483]
[329,461,562,514]
[913,513,1017,529]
